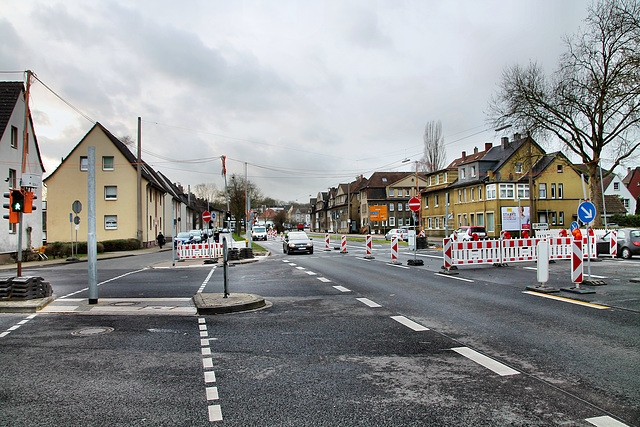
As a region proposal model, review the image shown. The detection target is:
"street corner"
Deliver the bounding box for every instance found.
[0,295,55,313]
[193,292,270,315]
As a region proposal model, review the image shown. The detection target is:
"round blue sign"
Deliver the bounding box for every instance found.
[578,201,596,224]
[570,221,579,231]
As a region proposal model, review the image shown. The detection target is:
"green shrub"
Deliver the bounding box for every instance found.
[43,241,105,258]
[101,239,141,252]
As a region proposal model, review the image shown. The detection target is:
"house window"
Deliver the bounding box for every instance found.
[486,212,495,232]
[435,195,439,207]
[10,126,18,149]
[398,203,403,212]
[382,178,387,183]
[551,212,557,225]
[405,189,410,197]
[558,183,563,199]
[457,214,462,227]
[559,211,564,225]
[460,168,466,179]
[471,166,477,177]
[551,183,556,199]
[389,217,395,226]
[470,187,475,201]
[515,162,523,174]
[444,172,448,182]
[435,216,440,229]
[614,182,620,191]
[102,156,114,171]
[80,156,88,171]
[425,196,428,208]
[8,169,16,189]
[429,176,433,186]
[104,186,117,200]
[557,164,563,173]
[499,183,515,199]
[517,184,529,199]
[405,202,409,211]
[477,213,484,227]
[478,186,482,200]
[623,199,630,208]
[389,203,394,212]
[539,183,547,199]
[458,190,462,203]
[486,184,496,200]
[428,217,433,229]
[398,218,404,226]
[389,188,395,197]
[105,215,118,230]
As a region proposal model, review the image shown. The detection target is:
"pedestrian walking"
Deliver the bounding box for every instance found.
[156,232,165,249]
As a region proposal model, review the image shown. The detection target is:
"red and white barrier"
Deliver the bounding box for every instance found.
[610,230,617,258]
[324,233,330,251]
[340,235,348,253]
[502,238,540,262]
[572,240,583,283]
[391,236,399,263]
[365,235,374,258]
[450,239,502,266]
[443,238,453,269]
[177,242,222,260]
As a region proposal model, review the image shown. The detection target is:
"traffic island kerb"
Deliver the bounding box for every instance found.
[193,292,268,315]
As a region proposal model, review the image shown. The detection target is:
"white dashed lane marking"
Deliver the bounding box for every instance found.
[451,347,520,376]
[356,298,382,308]
[390,315,429,331]
[199,317,223,422]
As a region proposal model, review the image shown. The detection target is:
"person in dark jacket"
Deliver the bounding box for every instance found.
[156,232,166,249]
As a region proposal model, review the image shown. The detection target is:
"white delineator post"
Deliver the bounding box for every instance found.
[610,230,617,258]
[340,235,347,254]
[365,234,374,259]
[572,239,583,285]
[391,236,399,264]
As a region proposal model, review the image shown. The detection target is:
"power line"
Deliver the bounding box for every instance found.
[30,74,96,124]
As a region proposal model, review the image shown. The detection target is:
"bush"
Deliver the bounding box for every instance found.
[43,241,105,258]
[610,214,640,228]
[101,239,141,252]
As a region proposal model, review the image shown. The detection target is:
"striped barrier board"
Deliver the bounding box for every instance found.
[451,239,502,265]
[443,238,452,268]
[572,240,583,283]
[610,230,617,258]
[177,243,222,260]
[391,236,398,262]
[340,235,347,253]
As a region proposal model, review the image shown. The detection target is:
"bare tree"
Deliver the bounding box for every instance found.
[220,174,262,231]
[420,120,447,172]
[192,183,222,205]
[489,0,640,225]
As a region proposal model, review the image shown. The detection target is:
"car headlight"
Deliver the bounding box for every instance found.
[306,243,312,247]
[289,243,296,248]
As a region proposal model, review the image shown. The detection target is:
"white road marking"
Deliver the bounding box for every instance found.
[391,315,429,331]
[356,298,382,308]
[523,291,610,309]
[202,347,211,355]
[0,332,10,338]
[317,277,332,283]
[305,271,317,275]
[333,286,351,292]
[199,324,207,331]
[204,371,217,383]
[206,386,219,400]
[198,318,206,324]
[208,404,223,422]
[434,273,474,283]
[415,253,442,259]
[296,266,305,270]
[585,415,629,427]
[200,331,208,337]
[451,347,520,376]
[203,358,214,369]
[388,263,409,269]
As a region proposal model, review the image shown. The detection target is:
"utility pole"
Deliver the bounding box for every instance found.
[137,117,143,247]
[87,147,98,304]
[16,70,33,277]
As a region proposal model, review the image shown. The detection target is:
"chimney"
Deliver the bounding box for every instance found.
[514,133,521,141]
[485,142,492,151]
[474,146,478,154]
[501,137,509,148]
[462,151,466,160]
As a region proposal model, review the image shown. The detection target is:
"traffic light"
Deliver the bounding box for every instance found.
[23,191,36,213]
[224,211,231,228]
[11,189,24,213]
[3,192,18,223]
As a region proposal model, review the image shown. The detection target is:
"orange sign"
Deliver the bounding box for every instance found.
[369,206,388,221]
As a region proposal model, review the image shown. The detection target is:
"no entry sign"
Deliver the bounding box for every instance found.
[408,197,421,212]
[202,211,212,223]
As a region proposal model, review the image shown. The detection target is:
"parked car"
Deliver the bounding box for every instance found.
[385,228,409,241]
[174,231,195,247]
[189,230,203,243]
[454,226,487,241]
[252,225,268,241]
[596,228,640,259]
[283,231,314,254]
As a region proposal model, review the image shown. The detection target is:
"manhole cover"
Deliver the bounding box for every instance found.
[109,301,140,306]
[71,327,114,336]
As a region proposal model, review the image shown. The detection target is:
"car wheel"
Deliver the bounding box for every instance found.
[621,247,632,259]
[309,248,314,254]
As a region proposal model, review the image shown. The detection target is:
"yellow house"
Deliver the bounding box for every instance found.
[421,135,587,239]
[44,123,167,246]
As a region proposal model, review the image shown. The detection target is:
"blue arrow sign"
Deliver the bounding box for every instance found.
[578,201,596,223]
[211,212,216,219]
[570,221,579,232]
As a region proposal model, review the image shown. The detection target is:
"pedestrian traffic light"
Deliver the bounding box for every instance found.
[225,211,231,222]
[23,191,36,213]
[3,192,18,223]
[11,189,24,213]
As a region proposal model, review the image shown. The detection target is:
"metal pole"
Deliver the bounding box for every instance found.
[136,117,143,246]
[599,166,608,229]
[87,147,98,304]
[223,237,229,298]
[17,212,23,277]
[171,203,175,267]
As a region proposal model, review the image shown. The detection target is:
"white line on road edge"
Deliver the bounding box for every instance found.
[388,263,410,269]
[415,253,442,259]
[451,347,520,376]
[198,266,216,293]
[357,257,373,262]
[391,315,429,331]
[356,298,382,308]
[523,291,610,309]
[434,273,474,282]
[333,286,351,292]
[585,415,630,427]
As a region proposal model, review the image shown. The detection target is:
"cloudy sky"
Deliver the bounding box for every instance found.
[2,0,590,202]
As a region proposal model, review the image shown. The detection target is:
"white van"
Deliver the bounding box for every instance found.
[252,225,268,241]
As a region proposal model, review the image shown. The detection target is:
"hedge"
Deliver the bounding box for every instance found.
[44,238,141,258]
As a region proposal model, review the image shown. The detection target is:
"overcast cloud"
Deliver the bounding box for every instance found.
[2,0,590,202]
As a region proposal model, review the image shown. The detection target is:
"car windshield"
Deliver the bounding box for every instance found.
[630,230,640,238]
[254,227,266,232]
[288,232,308,240]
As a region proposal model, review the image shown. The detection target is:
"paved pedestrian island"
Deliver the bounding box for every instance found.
[39,297,197,315]
[193,293,268,315]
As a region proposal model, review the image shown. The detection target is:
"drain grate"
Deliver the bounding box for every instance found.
[71,327,114,336]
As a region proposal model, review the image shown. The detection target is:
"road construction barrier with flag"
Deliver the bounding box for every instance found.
[443,234,596,269]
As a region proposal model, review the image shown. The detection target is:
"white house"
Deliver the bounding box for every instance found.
[603,172,636,216]
[0,81,45,261]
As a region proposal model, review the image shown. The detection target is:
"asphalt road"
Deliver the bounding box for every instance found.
[0,240,638,426]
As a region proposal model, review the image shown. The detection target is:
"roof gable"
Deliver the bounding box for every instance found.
[0,82,23,139]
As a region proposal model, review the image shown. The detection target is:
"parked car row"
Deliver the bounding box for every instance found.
[596,228,640,259]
